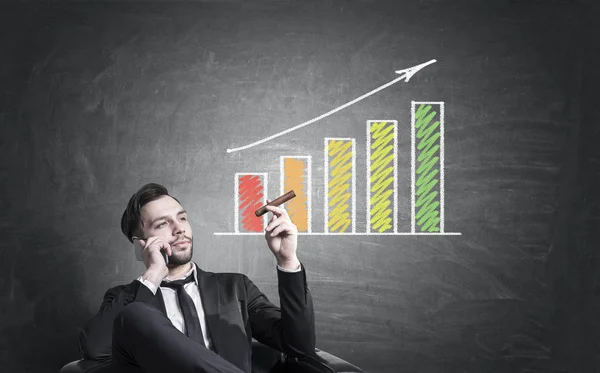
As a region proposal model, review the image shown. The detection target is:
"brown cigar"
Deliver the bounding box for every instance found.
[255,190,296,216]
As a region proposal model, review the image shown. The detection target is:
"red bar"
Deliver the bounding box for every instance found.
[238,174,265,232]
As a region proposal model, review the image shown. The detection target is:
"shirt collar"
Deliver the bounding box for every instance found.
[164,262,198,285]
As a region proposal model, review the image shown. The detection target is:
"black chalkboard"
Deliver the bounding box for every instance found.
[1,1,598,372]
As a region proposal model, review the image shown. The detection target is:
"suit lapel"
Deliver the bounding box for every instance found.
[192,264,250,373]
[195,264,222,353]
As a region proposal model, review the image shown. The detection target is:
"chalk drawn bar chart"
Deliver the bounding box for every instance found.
[367,120,398,234]
[215,102,460,236]
[214,58,461,236]
[411,101,444,233]
[280,156,312,233]
[325,138,356,233]
[234,173,268,233]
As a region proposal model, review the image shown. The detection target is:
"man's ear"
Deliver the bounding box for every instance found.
[132,223,143,241]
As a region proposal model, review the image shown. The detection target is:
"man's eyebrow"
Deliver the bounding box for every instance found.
[149,210,187,225]
[150,215,170,225]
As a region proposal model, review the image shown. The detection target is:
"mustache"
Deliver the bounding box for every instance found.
[170,235,192,245]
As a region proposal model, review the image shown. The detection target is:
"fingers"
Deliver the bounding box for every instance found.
[265,217,297,237]
[263,201,297,236]
[270,222,295,237]
[264,204,289,218]
[140,236,172,256]
[265,210,284,232]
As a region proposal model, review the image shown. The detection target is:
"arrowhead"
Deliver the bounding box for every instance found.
[395,59,437,82]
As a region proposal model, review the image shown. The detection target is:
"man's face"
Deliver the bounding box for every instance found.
[138,195,194,266]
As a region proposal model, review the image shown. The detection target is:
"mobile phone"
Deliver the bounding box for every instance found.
[132,237,169,264]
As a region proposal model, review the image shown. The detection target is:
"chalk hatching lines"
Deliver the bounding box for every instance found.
[283,158,309,232]
[369,122,395,232]
[328,140,353,232]
[414,104,441,232]
[238,175,264,232]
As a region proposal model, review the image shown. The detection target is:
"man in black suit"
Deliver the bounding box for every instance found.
[78,183,316,373]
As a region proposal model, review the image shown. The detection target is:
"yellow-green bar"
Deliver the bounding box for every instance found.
[327,139,353,233]
[369,121,395,233]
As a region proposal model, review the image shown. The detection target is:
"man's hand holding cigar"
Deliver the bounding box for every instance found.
[263,199,300,271]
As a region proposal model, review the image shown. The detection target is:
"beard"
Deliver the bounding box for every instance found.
[167,237,193,266]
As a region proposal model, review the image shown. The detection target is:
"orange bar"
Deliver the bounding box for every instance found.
[283,157,309,232]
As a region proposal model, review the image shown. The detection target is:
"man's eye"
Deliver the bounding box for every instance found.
[181,216,187,221]
[156,222,167,229]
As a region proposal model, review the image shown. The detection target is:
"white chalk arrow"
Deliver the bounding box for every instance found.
[226,59,437,153]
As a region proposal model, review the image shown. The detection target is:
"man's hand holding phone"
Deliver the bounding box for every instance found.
[134,236,172,289]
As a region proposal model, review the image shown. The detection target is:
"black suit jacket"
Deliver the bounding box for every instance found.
[78,263,316,373]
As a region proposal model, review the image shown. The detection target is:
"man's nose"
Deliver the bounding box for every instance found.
[173,221,186,235]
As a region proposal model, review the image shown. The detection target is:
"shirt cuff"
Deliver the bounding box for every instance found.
[136,276,158,295]
[277,263,302,273]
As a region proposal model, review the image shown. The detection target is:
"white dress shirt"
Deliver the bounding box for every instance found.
[136,262,301,350]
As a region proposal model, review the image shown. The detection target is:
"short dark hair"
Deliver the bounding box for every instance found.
[120,183,180,242]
